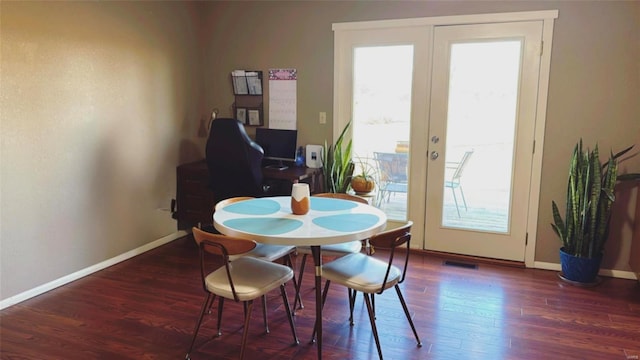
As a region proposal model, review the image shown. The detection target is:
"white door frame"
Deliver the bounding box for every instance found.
[333,10,557,267]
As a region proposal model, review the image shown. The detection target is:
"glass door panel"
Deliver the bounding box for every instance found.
[441,41,521,233]
[352,45,413,221]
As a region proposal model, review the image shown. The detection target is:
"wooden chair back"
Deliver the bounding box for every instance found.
[313,192,368,204]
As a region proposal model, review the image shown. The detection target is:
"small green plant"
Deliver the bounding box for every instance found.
[551,139,639,258]
[322,122,355,193]
[352,155,377,182]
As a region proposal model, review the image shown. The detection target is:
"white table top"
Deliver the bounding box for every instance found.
[213,196,387,246]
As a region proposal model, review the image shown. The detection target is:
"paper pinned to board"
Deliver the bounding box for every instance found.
[231,70,248,94]
[268,69,296,130]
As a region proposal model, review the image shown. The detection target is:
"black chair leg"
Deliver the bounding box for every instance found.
[395,285,422,347]
[348,288,358,325]
[205,294,216,314]
[285,254,303,313]
[280,284,300,345]
[186,293,212,359]
[372,293,376,320]
[239,300,254,360]
[311,280,332,343]
[293,254,308,311]
[216,297,224,336]
[262,295,269,334]
[363,293,384,360]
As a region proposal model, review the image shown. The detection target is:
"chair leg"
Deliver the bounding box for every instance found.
[451,187,461,217]
[311,279,332,343]
[459,184,468,211]
[363,293,384,360]
[216,297,224,336]
[284,254,302,313]
[186,293,212,359]
[239,300,254,360]
[293,254,307,311]
[279,284,300,345]
[348,288,358,326]
[262,295,269,334]
[395,285,422,347]
[372,293,376,320]
[205,294,217,314]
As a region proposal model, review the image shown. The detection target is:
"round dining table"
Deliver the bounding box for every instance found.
[213,195,387,359]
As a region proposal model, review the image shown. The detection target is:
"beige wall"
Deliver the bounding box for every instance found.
[1,1,204,300]
[1,1,638,302]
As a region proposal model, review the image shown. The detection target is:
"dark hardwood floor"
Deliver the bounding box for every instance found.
[1,235,639,360]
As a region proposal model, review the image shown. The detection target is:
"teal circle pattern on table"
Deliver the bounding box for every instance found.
[223,217,303,235]
[224,199,280,215]
[313,213,380,232]
[311,197,358,212]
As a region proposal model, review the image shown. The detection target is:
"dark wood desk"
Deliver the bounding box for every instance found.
[173,160,323,229]
[262,165,323,194]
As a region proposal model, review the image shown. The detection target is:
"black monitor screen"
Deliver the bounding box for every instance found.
[254,128,298,163]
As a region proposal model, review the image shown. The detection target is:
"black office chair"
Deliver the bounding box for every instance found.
[205,118,269,205]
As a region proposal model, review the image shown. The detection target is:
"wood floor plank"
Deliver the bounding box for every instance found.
[1,235,639,359]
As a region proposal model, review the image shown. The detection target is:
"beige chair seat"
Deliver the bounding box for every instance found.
[206,257,293,301]
[230,243,297,262]
[321,252,400,294]
[296,241,362,257]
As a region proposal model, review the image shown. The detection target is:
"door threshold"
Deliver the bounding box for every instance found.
[419,250,525,269]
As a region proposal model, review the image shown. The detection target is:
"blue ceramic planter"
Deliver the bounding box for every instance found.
[559,248,602,284]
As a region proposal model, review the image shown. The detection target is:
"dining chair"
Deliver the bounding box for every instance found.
[314,220,421,360]
[292,192,369,312]
[213,197,300,319]
[186,227,299,360]
[445,150,474,217]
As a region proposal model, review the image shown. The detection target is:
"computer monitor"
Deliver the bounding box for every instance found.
[254,128,298,170]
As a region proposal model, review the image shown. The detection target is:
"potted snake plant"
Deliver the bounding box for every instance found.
[322,121,355,193]
[551,139,640,284]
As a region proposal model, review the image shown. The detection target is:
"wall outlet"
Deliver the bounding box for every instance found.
[319,112,326,124]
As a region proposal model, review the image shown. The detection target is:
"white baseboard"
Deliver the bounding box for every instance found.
[534,261,639,280]
[0,230,189,310]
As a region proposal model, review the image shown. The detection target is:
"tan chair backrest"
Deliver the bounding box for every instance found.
[369,221,412,250]
[192,227,258,302]
[313,192,368,204]
[192,227,256,256]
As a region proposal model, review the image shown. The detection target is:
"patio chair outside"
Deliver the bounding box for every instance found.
[373,152,408,206]
[445,150,474,217]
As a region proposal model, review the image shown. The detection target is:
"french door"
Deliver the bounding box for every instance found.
[333,12,556,264]
[425,22,543,261]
